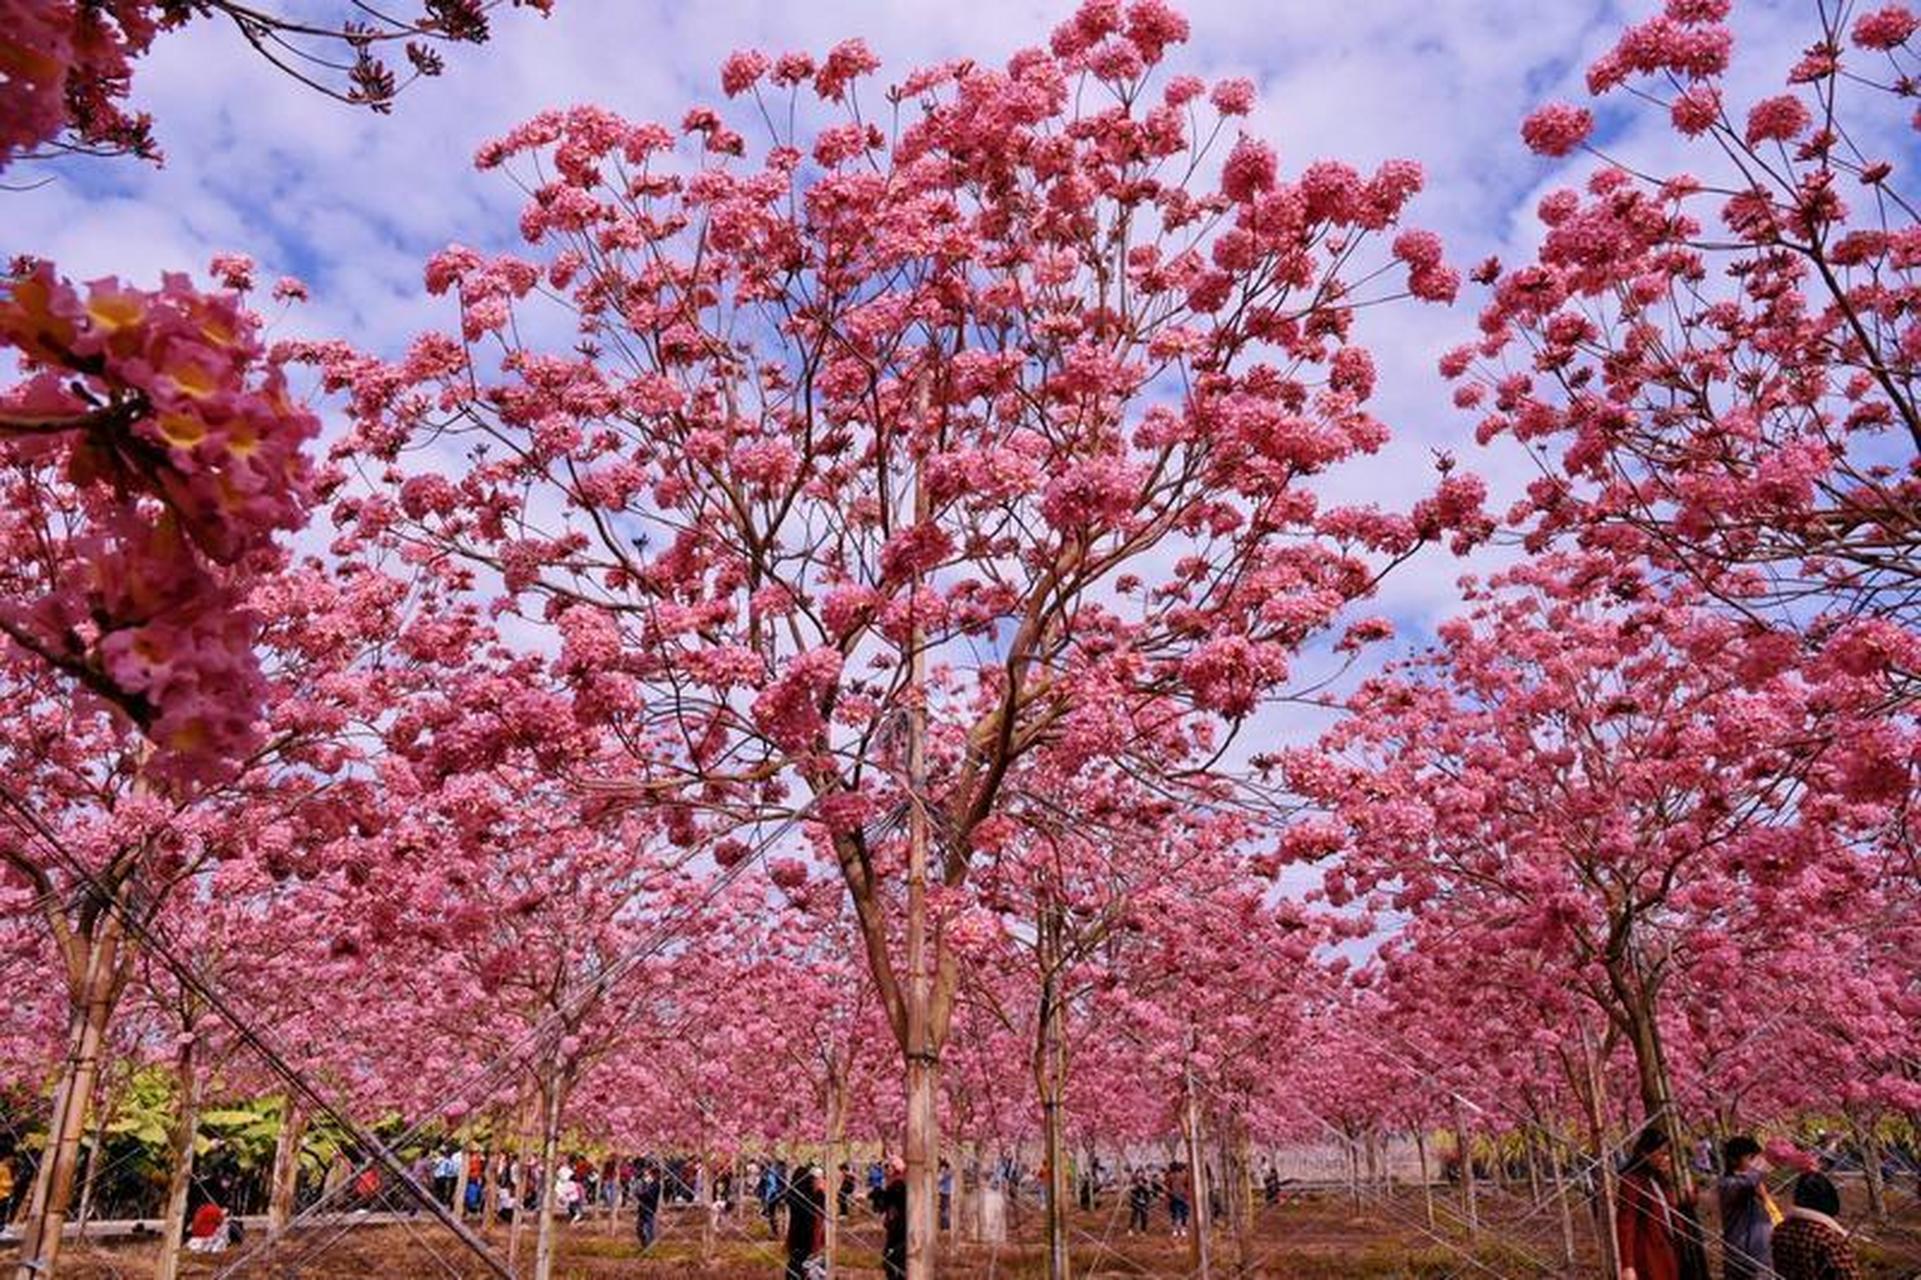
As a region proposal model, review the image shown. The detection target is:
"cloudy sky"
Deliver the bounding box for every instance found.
[6,0,1813,651]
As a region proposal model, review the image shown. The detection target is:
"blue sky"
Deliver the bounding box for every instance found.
[3,0,1818,679]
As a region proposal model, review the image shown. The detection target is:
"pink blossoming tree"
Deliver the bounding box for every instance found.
[320,1,1485,1270]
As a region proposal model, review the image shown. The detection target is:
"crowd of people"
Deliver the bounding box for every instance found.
[1616,1129,1867,1280]
[56,1125,1890,1278]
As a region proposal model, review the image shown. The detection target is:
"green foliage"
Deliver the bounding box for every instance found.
[198,1096,286,1168]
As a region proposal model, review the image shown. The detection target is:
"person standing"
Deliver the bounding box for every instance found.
[1716,1137,1776,1280]
[634,1164,662,1249]
[784,1165,826,1280]
[762,1160,786,1234]
[1165,1162,1192,1239]
[1127,1169,1153,1235]
[1618,1128,1694,1280]
[1770,1171,1863,1280]
[879,1156,909,1280]
[557,1165,582,1224]
[837,1163,856,1219]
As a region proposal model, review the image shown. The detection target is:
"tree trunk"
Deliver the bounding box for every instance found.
[72,1079,113,1237]
[12,918,122,1280]
[1853,1118,1886,1219]
[267,1096,307,1238]
[1579,1034,1623,1280]
[904,1049,940,1280]
[699,1150,716,1264]
[1414,1129,1434,1230]
[453,1143,471,1225]
[507,1085,536,1272]
[825,1075,848,1280]
[1182,1063,1212,1280]
[1228,1124,1253,1278]
[1623,986,1710,1276]
[1553,1135,1579,1270]
[531,1069,565,1280]
[900,566,943,1280]
[1036,908,1071,1280]
[154,1034,205,1280]
[1452,1104,1477,1236]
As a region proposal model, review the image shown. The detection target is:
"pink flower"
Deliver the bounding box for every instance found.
[1220,134,1277,202]
[730,438,801,491]
[1852,4,1919,49]
[1664,0,1730,23]
[720,49,769,97]
[1209,76,1256,116]
[1744,94,1811,145]
[1521,102,1593,157]
[1408,263,1460,303]
[1392,228,1444,270]
[750,646,842,751]
[1669,84,1720,136]
[1124,0,1190,63]
[209,252,255,291]
[771,51,815,86]
[814,38,880,102]
[270,276,309,303]
[878,522,955,582]
[1163,74,1204,107]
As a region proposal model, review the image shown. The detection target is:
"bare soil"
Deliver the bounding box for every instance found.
[31,1182,1921,1279]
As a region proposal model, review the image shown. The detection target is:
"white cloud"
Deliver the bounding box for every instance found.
[2,0,1822,669]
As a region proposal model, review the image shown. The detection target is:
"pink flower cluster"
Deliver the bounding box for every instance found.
[1852,4,1920,50]
[750,647,843,752]
[1520,102,1593,157]
[0,261,319,783]
[0,261,318,563]
[0,0,164,167]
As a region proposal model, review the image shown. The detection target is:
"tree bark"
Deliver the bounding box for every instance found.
[12,916,122,1280]
[1036,906,1071,1280]
[454,1143,471,1225]
[1552,1135,1579,1269]
[154,1033,205,1280]
[901,533,942,1280]
[266,1096,307,1238]
[507,1084,536,1272]
[71,1078,113,1237]
[825,1074,848,1280]
[699,1149,716,1264]
[1452,1103,1478,1235]
[1182,1063,1212,1280]
[1852,1117,1886,1219]
[1414,1129,1434,1230]
[1579,1033,1623,1280]
[1228,1124,1253,1278]
[531,1068,566,1280]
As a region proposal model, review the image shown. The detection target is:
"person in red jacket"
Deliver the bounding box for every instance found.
[1618,1127,1695,1280]
[186,1200,229,1254]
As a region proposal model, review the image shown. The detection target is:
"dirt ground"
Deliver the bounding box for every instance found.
[30,1182,1921,1279]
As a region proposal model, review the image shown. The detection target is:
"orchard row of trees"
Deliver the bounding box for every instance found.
[2,1,1918,1279]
